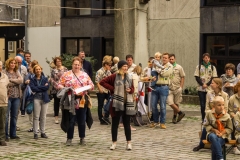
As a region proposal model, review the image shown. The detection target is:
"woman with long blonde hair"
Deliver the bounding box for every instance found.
[100,60,135,150]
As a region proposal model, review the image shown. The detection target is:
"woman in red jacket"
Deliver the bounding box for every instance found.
[100,60,135,151]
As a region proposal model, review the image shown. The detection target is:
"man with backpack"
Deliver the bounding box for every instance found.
[194,53,218,122]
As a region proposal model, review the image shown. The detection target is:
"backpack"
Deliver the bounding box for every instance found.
[131,111,147,126]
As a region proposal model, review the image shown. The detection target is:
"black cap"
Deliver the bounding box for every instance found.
[117,60,128,69]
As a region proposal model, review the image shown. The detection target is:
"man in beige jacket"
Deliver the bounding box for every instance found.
[0,61,10,146]
[150,53,173,129]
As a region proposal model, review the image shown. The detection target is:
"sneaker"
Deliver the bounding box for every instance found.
[21,114,25,117]
[126,143,132,150]
[80,138,86,145]
[100,121,108,125]
[0,141,7,146]
[28,128,33,132]
[34,134,38,139]
[177,112,185,122]
[119,123,124,128]
[160,124,166,129]
[102,117,111,125]
[41,133,48,138]
[149,123,157,128]
[16,127,20,131]
[10,136,20,139]
[55,119,59,124]
[130,125,137,131]
[233,147,240,155]
[66,139,72,146]
[110,143,116,150]
[172,117,177,124]
[193,145,203,152]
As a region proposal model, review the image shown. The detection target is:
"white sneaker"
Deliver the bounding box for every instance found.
[110,143,116,150]
[233,147,240,155]
[126,143,132,150]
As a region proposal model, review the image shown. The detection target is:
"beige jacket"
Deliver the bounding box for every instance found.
[233,112,240,139]
[228,94,240,118]
[156,62,173,85]
[0,72,9,106]
[203,110,233,139]
[205,90,229,112]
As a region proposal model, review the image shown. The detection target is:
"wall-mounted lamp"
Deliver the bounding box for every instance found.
[54,21,60,25]
[16,33,18,36]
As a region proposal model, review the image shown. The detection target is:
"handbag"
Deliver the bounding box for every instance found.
[26,101,34,114]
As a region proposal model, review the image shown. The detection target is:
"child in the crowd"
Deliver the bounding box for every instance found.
[203,96,233,160]
[234,111,240,144]
[228,81,240,154]
[111,56,119,74]
[150,52,165,89]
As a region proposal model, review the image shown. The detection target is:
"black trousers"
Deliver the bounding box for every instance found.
[53,94,60,117]
[198,91,207,122]
[111,111,131,142]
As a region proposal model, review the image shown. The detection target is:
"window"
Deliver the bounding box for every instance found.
[104,38,114,56]
[65,39,77,54]
[206,36,226,56]
[65,0,91,16]
[105,0,114,15]
[64,38,90,55]
[203,34,240,75]
[79,39,90,56]
[205,0,240,6]
[8,41,14,52]
[12,8,20,20]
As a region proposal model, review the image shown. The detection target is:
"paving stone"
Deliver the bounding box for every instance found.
[0,98,238,159]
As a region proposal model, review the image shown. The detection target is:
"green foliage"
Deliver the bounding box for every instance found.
[61,54,75,70]
[183,86,198,95]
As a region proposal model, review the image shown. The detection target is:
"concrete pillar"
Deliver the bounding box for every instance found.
[114,0,149,67]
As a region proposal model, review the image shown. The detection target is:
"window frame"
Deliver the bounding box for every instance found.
[8,41,14,52]
[202,33,240,75]
[12,8,20,20]
[64,0,92,17]
[203,0,240,6]
[63,38,91,56]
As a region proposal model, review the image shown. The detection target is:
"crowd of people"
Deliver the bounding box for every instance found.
[0,49,239,158]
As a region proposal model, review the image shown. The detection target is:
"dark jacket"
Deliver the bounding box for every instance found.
[99,74,134,117]
[82,60,93,79]
[29,73,50,103]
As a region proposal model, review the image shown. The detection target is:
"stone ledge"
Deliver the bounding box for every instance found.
[182,95,199,105]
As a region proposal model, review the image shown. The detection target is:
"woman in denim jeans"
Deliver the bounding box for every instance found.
[3,58,23,140]
[29,65,50,139]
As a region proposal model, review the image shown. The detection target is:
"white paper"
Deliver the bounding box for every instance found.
[74,85,92,94]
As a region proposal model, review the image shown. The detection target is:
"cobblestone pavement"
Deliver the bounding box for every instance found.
[0,99,239,160]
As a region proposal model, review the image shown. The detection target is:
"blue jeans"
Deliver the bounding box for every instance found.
[67,107,87,139]
[198,91,207,122]
[5,98,20,138]
[96,93,110,122]
[151,85,169,124]
[151,71,158,87]
[208,133,225,160]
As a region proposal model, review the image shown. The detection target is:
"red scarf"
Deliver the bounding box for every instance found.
[213,112,225,132]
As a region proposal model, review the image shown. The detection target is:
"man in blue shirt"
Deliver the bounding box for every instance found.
[16,48,28,67]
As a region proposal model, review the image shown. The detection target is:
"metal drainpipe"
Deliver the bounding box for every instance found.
[25,0,28,51]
